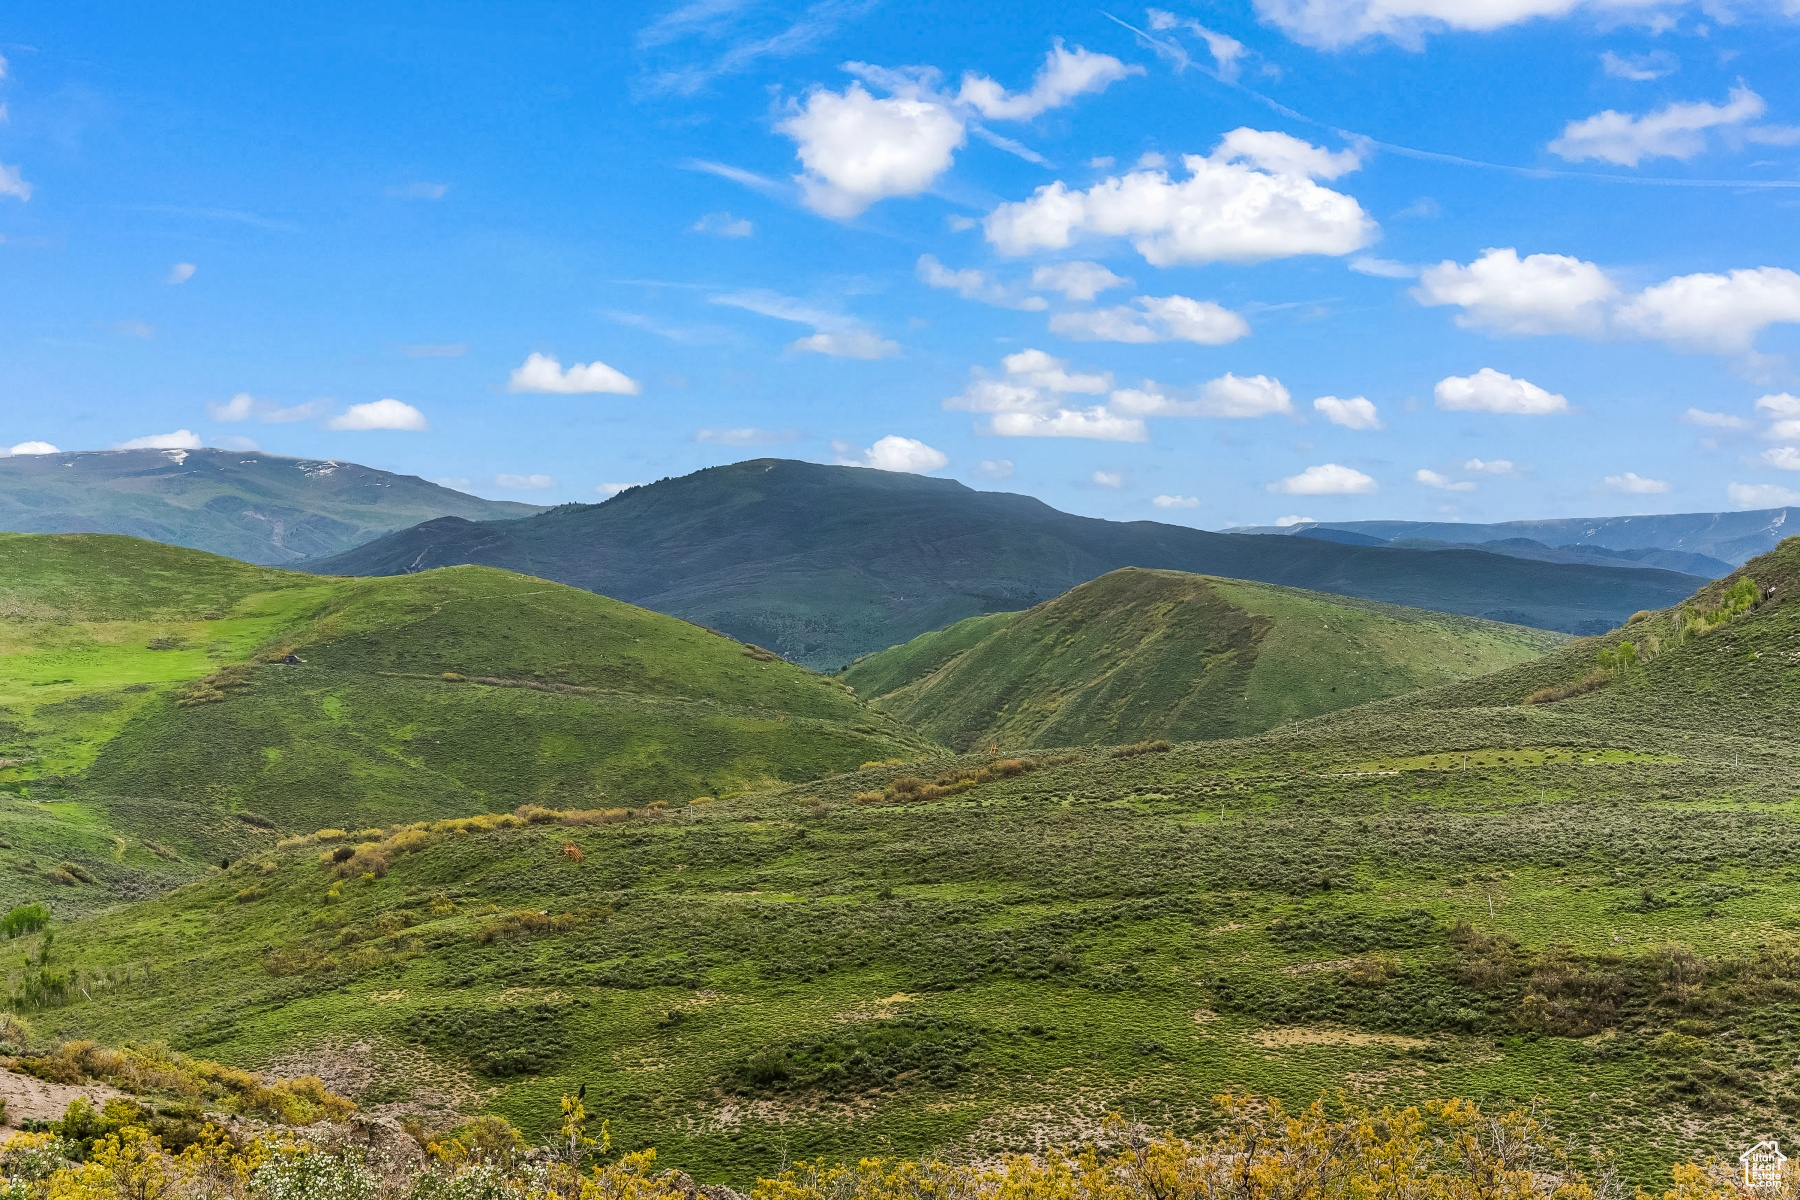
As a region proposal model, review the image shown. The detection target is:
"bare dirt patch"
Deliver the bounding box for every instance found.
[258,1039,485,1136]
[0,1068,132,1139]
[1252,1027,1429,1050]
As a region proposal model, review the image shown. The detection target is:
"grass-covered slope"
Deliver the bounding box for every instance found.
[844,568,1564,749]
[1332,535,1800,741]
[20,541,1800,1187]
[0,535,930,911]
[0,448,543,565]
[307,459,1703,667]
[21,710,1800,1188]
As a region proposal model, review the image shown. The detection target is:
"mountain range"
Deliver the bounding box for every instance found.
[306,459,1703,666]
[1227,510,1797,568]
[0,448,543,565]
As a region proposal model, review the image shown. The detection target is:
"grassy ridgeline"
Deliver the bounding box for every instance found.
[0,534,930,909]
[844,568,1565,749]
[20,542,1800,1184]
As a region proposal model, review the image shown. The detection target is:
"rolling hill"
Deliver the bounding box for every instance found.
[0,448,543,564]
[15,539,1800,1188]
[842,568,1565,749]
[1228,508,1799,567]
[305,459,1703,667]
[0,534,929,912]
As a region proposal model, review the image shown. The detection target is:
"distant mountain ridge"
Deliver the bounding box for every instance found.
[306,458,1704,667]
[1229,510,1794,568]
[0,448,544,565]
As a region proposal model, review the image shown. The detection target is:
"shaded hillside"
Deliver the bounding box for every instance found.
[305,459,1701,667]
[0,448,542,565]
[1230,509,1798,567]
[0,534,928,911]
[844,569,1564,749]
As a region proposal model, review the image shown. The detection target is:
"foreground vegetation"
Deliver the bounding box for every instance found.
[0,1085,1761,1200]
[843,568,1564,748]
[0,536,928,912]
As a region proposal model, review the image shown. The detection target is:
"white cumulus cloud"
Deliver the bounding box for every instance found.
[1464,457,1518,475]
[1030,261,1130,301]
[1414,248,1617,335]
[990,408,1147,441]
[208,393,256,422]
[1416,468,1476,491]
[508,352,641,395]
[947,351,1291,440]
[916,254,1047,310]
[325,399,429,432]
[1434,368,1569,415]
[1757,394,1800,442]
[779,80,966,219]
[1550,87,1767,166]
[166,262,196,284]
[983,127,1375,266]
[114,429,204,450]
[1093,470,1124,488]
[598,482,647,496]
[848,434,950,473]
[1274,515,1316,527]
[1153,494,1201,508]
[1250,0,1674,50]
[1728,482,1800,507]
[791,330,902,359]
[1604,471,1670,493]
[1615,267,1800,356]
[1111,373,1293,419]
[1763,447,1800,471]
[1313,395,1382,430]
[4,441,58,455]
[0,162,32,202]
[974,459,1015,479]
[1049,294,1250,345]
[956,41,1140,120]
[495,473,557,490]
[780,44,1139,222]
[1272,463,1378,495]
[1681,408,1750,430]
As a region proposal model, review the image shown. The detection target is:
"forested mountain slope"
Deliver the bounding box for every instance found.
[307,459,1700,666]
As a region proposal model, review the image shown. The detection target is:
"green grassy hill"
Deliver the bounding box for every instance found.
[0,448,544,565]
[843,568,1565,749]
[16,539,1800,1187]
[0,534,929,912]
[307,459,1703,667]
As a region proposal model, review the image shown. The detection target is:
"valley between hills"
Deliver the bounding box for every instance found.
[0,460,1799,1192]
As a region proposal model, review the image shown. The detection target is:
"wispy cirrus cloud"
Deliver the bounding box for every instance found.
[711,288,900,358]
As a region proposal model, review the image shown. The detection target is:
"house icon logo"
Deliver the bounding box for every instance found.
[1741,1140,1787,1190]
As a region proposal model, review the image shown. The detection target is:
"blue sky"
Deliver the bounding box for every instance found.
[3,0,1800,528]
